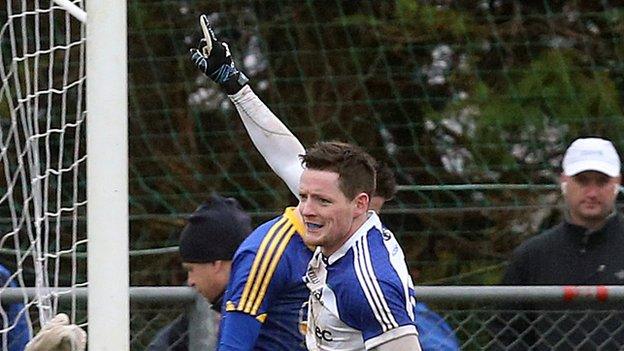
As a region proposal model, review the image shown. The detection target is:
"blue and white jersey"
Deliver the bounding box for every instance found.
[304,211,419,351]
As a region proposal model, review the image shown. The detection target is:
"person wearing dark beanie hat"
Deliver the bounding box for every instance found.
[180,193,251,306]
[148,194,251,351]
[179,194,251,264]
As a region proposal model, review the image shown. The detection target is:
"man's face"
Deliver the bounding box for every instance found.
[298,169,368,255]
[182,261,229,303]
[562,171,620,225]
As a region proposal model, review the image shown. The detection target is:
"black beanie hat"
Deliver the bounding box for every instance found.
[179,193,252,263]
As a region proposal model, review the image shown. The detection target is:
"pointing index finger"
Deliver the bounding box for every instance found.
[200,14,212,56]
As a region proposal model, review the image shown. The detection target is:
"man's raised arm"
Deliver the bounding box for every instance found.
[190,15,304,198]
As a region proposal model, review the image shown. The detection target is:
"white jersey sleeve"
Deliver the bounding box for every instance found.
[229,85,305,198]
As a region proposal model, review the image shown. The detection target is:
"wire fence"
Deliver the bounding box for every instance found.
[8,286,624,350]
[128,285,624,350]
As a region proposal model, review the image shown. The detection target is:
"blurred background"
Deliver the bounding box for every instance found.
[3,0,624,349]
[127,0,624,289]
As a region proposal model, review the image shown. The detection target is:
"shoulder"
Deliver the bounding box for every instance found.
[229,213,298,280]
[226,210,308,316]
[504,224,565,279]
[512,223,564,257]
[360,225,410,283]
[236,216,284,253]
[235,210,303,257]
[328,227,413,327]
[328,225,411,294]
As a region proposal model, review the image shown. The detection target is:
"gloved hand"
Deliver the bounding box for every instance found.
[190,14,249,94]
[25,314,87,351]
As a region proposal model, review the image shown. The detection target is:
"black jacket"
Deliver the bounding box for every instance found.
[504,212,624,286]
[147,314,188,351]
[491,212,624,350]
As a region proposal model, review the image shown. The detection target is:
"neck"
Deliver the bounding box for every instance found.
[321,211,370,256]
[568,211,615,231]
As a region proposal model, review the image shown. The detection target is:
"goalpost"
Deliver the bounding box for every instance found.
[85,0,128,350]
[0,0,128,349]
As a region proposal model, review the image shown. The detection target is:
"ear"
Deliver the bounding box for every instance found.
[353,192,370,217]
[560,175,569,195]
[212,260,225,271]
[213,260,232,275]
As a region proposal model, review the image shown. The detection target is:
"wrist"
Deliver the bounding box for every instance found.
[221,72,249,95]
[228,84,254,101]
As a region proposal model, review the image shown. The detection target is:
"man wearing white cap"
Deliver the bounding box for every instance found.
[559,137,621,231]
[494,137,624,350]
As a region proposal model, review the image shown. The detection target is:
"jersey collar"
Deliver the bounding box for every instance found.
[284,206,305,235]
[284,207,316,251]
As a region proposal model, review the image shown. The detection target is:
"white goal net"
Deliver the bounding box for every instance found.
[1,0,128,348]
[0,0,87,348]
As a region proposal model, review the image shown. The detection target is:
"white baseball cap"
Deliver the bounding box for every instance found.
[562,138,621,177]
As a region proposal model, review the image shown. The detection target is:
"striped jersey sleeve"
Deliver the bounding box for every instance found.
[338,227,417,346]
[224,209,300,321]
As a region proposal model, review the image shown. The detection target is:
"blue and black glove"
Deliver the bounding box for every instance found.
[190,14,249,94]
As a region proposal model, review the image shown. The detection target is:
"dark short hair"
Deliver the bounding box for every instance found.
[374,161,397,201]
[300,141,376,200]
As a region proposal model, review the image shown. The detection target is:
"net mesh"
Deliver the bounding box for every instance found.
[0,0,86,339]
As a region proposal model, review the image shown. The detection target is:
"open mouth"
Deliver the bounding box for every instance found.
[306,222,323,230]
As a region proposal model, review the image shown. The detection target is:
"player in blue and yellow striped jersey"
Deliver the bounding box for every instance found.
[218,207,312,350]
[190,15,315,350]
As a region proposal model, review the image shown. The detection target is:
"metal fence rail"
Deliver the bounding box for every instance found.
[4,286,623,350]
[4,285,624,303]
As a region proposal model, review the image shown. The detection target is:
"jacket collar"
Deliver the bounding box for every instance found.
[210,291,224,313]
[563,211,622,247]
